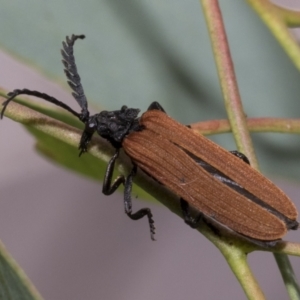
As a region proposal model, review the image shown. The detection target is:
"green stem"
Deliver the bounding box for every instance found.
[248,0,300,72]
[273,4,300,27]
[274,253,300,300]
[201,0,300,299]
[219,244,265,300]
[246,1,300,298]
[200,0,266,298]
[201,0,258,168]
[191,117,300,135]
[271,242,300,257]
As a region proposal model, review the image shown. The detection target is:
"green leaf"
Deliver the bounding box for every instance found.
[0,240,43,300]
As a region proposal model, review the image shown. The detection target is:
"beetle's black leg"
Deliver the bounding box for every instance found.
[78,127,96,156]
[180,198,203,228]
[102,149,126,195]
[147,102,166,112]
[1,89,81,120]
[180,199,222,236]
[230,150,250,165]
[102,150,155,239]
[124,165,156,240]
[103,151,155,239]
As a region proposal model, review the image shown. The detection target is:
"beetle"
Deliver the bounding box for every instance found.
[1,34,298,244]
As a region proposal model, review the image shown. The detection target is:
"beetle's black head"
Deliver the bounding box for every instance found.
[95,105,141,147]
[78,105,141,154]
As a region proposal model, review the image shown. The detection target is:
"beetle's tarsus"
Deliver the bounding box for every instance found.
[123,165,156,240]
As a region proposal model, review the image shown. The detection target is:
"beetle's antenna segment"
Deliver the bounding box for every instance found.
[61,34,89,122]
[0,89,81,119]
[1,34,89,121]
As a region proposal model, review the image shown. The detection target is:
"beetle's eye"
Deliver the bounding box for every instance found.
[108,123,118,131]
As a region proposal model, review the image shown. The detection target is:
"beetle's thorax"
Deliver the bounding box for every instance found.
[88,106,141,148]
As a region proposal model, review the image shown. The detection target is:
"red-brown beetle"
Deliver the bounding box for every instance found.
[1,35,298,244]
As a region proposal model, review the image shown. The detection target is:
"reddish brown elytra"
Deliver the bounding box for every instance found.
[1,34,298,245]
[124,109,298,241]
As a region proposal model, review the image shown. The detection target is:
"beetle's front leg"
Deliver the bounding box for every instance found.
[103,151,156,240]
[79,128,96,157]
[124,165,156,240]
[102,149,125,195]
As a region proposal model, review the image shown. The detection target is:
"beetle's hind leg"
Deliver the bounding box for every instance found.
[180,198,203,228]
[102,149,126,195]
[102,150,155,240]
[230,150,250,165]
[180,199,221,236]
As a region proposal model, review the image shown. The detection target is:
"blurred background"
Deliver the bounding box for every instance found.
[1,0,300,299]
